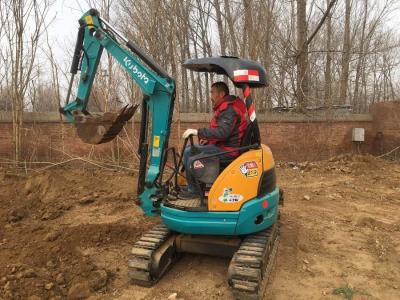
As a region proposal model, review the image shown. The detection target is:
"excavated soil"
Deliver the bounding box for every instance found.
[0,155,399,300]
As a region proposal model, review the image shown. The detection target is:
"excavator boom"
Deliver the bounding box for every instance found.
[61,9,176,216]
[60,9,173,145]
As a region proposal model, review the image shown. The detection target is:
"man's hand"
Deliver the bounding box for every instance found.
[182,128,198,139]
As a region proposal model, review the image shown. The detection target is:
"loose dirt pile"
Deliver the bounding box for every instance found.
[0,155,399,299]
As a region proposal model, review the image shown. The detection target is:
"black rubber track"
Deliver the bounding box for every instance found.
[228,222,280,300]
[128,224,172,286]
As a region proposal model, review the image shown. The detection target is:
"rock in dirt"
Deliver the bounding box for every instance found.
[303,195,311,201]
[45,282,54,290]
[46,260,56,268]
[16,268,36,279]
[168,293,178,300]
[24,268,37,278]
[78,196,96,205]
[298,162,309,170]
[44,231,61,242]
[24,180,34,195]
[67,282,91,300]
[41,210,62,221]
[88,269,108,291]
[8,209,26,223]
[55,273,65,284]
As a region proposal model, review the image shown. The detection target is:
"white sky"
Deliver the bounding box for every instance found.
[49,1,89,38]
[47,1,89,60]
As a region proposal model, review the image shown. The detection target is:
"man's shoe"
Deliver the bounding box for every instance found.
[178,190,199,200]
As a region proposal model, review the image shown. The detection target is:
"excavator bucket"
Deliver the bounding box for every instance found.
[74,104,139,144]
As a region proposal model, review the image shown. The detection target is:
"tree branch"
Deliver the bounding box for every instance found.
[306,0,337,46]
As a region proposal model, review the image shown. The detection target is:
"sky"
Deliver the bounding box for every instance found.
[47,1,89,61]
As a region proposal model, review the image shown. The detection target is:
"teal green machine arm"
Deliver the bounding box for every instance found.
[61,9,176,216]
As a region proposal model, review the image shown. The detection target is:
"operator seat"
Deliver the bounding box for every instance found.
[189,116,261,188]
[219,119,261,170]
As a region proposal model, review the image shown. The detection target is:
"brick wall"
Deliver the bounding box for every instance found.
[0,101,398,162]
[370,101,400,156]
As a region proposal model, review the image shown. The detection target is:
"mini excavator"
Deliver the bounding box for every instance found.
[61,9,283,299]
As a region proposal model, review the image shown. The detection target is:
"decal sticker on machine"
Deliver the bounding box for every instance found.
[123,57,150,84]
[218,188,244,203]
[84,15,94,29]
[153,135,160,148]
[152,148,160,157]
[239,161,258,177]
[193,160,204,169]
[233,69,260,82]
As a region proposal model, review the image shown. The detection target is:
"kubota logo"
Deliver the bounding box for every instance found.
[123,57,149,84]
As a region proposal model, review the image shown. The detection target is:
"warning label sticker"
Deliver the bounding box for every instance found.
[239,161,258,177]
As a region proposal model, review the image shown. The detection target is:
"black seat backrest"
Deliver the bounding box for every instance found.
[239,119,261,153]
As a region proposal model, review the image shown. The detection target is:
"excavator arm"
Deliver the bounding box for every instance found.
[60,9,176,216]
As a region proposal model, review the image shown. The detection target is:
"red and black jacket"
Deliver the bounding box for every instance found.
[198,95,248,157]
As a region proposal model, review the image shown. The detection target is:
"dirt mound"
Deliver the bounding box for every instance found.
[1,156,399,299]
[0,168,152,299]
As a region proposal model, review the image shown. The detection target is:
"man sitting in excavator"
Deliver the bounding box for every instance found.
[179,81,248,199]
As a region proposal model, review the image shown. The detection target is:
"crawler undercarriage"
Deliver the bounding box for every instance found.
[128,221,279,300]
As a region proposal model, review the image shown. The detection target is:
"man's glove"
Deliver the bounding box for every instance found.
[182,128,198,139]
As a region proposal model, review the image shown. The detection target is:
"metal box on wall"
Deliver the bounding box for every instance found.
[352,128,365,142]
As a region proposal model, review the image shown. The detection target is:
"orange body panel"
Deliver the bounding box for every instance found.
[208,144,274,211]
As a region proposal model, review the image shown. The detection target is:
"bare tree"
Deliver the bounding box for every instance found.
[45,0,400,117]
[0,0,52,162]
[324,0,333,107]
[296,0,309,110]
[338,0,352,105]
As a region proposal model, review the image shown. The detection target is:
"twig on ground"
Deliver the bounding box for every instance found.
[377,145,400,158]
[35,158,82,171]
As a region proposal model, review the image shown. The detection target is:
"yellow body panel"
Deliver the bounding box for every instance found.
[208,144,275,211]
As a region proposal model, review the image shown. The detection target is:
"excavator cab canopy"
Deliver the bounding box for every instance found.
[183,56,267,88]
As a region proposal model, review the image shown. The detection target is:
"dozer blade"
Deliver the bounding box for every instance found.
[75,104,139,144]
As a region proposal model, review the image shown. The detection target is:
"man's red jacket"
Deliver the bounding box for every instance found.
[198,95,248,157]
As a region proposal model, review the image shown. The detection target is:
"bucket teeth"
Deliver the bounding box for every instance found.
[75,104,139,144]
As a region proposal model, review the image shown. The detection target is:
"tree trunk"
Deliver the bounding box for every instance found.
[324,0,332,108]
[263,0,275,111]
[296,0,308,111]
[224,0,238,55]
[353,0,368,112]
[214,0,226,56]
[339,0,351,105]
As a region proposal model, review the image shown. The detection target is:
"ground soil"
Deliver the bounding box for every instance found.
[0,154,399,300]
